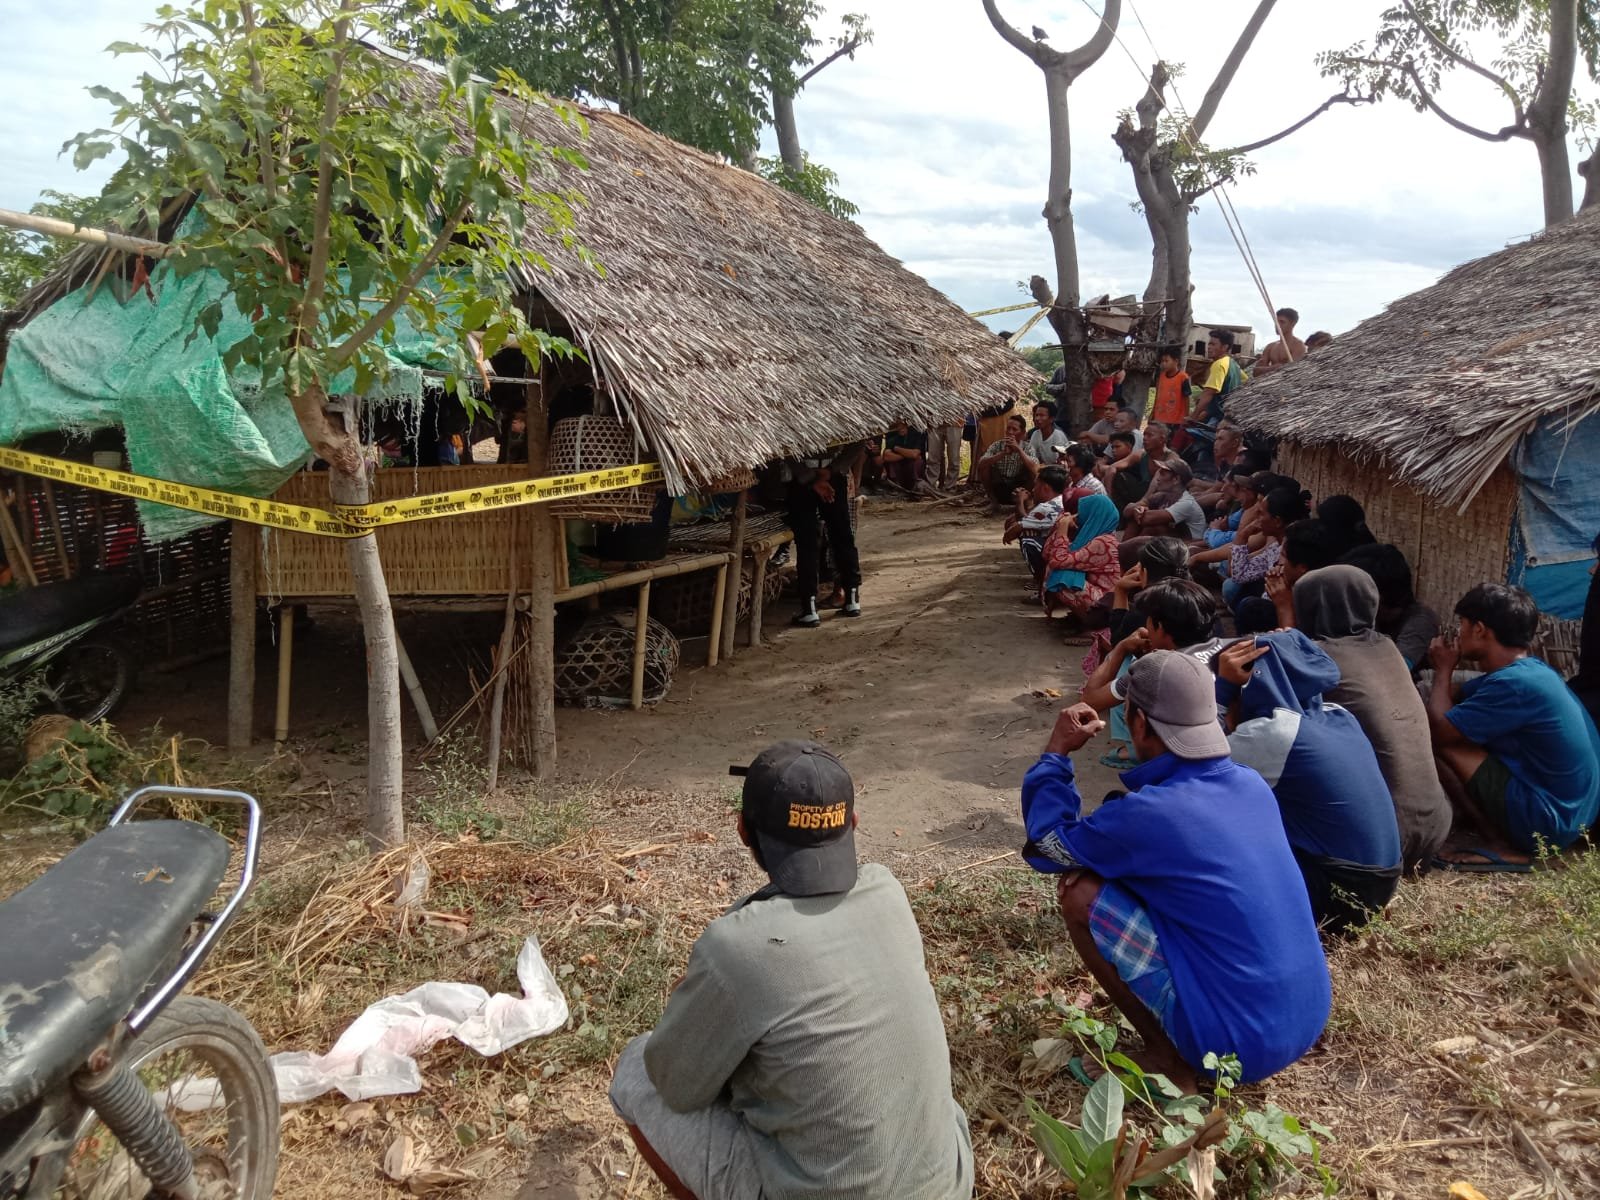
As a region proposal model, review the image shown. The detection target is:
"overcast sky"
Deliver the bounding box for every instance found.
[2,1,1587,344]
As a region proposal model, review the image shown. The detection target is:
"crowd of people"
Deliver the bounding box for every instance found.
[604,322,1597,1200]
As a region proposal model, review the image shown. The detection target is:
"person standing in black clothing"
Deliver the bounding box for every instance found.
[789,444,865,628]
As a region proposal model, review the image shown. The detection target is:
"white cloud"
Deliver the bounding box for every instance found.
[1,0,1584,346]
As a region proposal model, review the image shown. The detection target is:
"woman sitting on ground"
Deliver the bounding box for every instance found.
[1192,478,1309,610]
[1040,493,1122,641]
[1274,565,1453,871]
[1340,543,1439,673]
[1316,494,1376,560]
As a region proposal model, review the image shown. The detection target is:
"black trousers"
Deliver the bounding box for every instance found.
[789,481,861,599]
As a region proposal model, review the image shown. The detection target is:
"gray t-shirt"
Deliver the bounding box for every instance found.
[643,863,974,1200]
[1025,426,1073,465]
[1163,491,1207,539]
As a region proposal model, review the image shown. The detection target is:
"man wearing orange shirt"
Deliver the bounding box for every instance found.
[1152,347,1192,426]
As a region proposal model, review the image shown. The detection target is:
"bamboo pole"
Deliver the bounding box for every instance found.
[707,563,728,668]
[485,538,521,791]
[274,605,295,744]
[227,522,259,751]
[0,491,38,587]
[543,552,732,603]
[631,580,653,710]
[395,634,438,744]
[718,490,748,662]
[0,208,173,257]
[38,480,73,578]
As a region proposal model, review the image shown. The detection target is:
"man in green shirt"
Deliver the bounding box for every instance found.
[609,741,974,1200]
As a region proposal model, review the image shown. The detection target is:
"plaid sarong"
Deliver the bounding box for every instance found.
[1088,882,1178,1029]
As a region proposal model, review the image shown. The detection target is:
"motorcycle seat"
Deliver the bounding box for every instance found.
[0,572,141,655]
[0,820,231,1117]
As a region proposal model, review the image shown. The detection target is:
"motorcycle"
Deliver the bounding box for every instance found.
[0,786,279,1199]
[0,572,141,724]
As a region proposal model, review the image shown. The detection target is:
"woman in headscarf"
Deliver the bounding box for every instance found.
[1291,565,1453,871]
[1041,494,1122,668]
[1341,543,1439,673]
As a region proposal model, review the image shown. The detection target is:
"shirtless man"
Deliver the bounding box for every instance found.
[1253,308,1306,377]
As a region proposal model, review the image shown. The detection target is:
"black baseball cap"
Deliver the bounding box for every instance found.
[729,740,857,896]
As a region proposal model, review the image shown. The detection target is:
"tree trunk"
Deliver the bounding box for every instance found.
[323,412,405,849]
[525,378,558,779]
[227,521,259,751]
[773,89,804,173]
[1529,0,1579,226]
[1580,148,1599,212]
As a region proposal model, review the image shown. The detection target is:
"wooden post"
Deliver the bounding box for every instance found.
[0,491,37,587]
[525,370,559,779]
[632,580,653,710]
[485,539,520,792]
[718,490,748,662]
[707,561,728,668]
[274,604,295,744]
[395,635,439,744]
[227,522,259,751]
[749,543,769,648]
[39,481,73,578]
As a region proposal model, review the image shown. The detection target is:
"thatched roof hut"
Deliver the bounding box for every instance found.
[1226,206,1600,621]
[2,70,1039,498]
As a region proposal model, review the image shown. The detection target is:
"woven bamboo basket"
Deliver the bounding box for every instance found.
[549,416,661,522]
[1533,615,1583,679]
[650,564,760,637]
[554,613,681,707]
[703,466,757,494]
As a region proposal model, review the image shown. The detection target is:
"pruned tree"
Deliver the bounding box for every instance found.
[70,0,588,846]
[983,0,1121,432]
[1321,0,1600,227]
[767,8,872,175]
[1114,0,1371,390]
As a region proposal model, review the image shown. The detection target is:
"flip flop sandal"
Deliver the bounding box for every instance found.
[1061,634,1094,646]
[1065,1056,1163,1105]
[1100,751,1137,769]
[1430,847,1534,874]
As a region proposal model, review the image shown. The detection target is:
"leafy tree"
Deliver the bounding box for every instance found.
[0,191,95,312]
[1113,2,1371,393]
[1321,0,1600,226]
[70,0,589,845]
[756,153,857,219]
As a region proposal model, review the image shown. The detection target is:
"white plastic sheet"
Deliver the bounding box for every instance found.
[272,936,568,1103]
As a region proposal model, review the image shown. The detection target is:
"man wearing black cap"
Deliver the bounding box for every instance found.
[609,740,974,1200]
[1020,652,1331,1091]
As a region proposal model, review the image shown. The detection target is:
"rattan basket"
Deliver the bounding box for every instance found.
[554,612,681,707]
[703,467,757,494]
[549,416,662,522]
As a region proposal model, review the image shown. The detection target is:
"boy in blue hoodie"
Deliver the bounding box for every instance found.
[1217,630,1402,932]
[1021,652,1330,1091]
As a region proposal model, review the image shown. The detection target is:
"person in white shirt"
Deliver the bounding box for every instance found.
[1004,465,1069,587]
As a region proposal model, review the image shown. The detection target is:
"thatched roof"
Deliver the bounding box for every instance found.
[4,66,1039,494]
[1225,205,1600,511]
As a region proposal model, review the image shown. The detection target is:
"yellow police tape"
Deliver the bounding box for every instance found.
[0,446,666,539]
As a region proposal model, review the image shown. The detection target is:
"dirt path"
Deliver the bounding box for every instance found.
[556,497,1120,855]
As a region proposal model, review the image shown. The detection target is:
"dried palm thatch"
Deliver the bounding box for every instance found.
[2,53,1041,499]
[1227,206,1600,512]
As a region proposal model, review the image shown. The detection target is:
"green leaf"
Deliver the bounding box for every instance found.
[1025,1099,1088,1180]
[70,140,115,171]
[105,40,147,55]
[1081,1073,1124,1146]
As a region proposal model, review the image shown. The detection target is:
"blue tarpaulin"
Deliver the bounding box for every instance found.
[1508,414,1600,619]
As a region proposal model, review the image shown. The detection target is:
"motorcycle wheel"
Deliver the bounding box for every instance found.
[53,996,279,1200]
[45,641,133,724]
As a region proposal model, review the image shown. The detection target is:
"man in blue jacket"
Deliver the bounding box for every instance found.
[1021,652,1330,1092]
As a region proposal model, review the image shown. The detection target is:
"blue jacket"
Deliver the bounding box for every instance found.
[1223,630,1401,870]
[1021,751,1331,1083]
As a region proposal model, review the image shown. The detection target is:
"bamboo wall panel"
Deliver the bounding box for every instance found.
[1276,444,1516,616]
[258,466,557,598]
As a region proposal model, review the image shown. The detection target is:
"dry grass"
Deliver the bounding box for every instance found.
[3,778,1597,1199]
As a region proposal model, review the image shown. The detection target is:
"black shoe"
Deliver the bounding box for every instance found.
[840,587,862,618]
[792,598,821,628]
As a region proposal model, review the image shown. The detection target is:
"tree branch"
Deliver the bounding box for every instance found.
[1397,0,1525,124]
[298,0,358,345]
[1341,56,1524,142]
[329,200,470,369]
[1219,90,1373,156]
[981,0,1050,65]
[1189,0,1277,138]
[238,2,278,202]
[1064,0,1122,73]
[798,36,865,87]
[1135,60,1170,132]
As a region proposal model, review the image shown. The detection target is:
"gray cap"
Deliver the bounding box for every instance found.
[1123,650,1231,760]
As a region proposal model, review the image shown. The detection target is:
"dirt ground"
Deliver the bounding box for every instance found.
[29,497,1600,1199]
